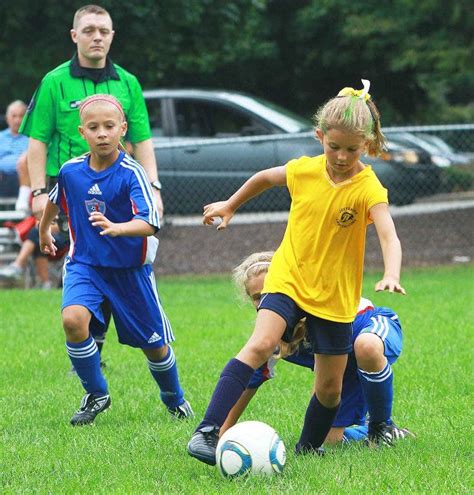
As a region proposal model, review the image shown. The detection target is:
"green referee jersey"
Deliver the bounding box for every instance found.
[20,56,152,177]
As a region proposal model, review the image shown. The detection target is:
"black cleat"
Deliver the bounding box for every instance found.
[167,399,194,419]
[295,443,326,456]
[70,393,111,426]
[187,425,220,465]
[367,421,415,446]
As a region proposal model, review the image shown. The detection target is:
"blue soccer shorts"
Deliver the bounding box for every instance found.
[333,311,403,427]
[258,292,352,355]
[62,259,174,349]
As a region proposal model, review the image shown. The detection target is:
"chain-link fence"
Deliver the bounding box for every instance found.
[154,124,473,274]
[158,124,474,217]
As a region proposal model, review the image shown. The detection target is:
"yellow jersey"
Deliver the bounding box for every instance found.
[263,154,388,322]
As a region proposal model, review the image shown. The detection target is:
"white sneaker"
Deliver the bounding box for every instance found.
[0,263,23,280]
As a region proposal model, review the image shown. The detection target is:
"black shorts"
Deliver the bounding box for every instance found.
[258,292,352,355]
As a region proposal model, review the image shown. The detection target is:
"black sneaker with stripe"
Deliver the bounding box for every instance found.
[167,399,194,419]
[70,393,111,426]
[367,421,415,446]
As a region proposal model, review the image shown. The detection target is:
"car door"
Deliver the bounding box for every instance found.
[166,98,281,214]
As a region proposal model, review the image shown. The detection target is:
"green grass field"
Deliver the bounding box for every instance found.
[1,264,473,494]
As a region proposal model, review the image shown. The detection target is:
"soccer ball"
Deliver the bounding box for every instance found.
[216,421,286,478]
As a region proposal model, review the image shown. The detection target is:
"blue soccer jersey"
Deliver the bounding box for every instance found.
[49,151,159,268]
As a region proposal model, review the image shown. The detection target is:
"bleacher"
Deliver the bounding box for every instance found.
[0,198,36,288]
[0,197,24,264]
[0,198,66,289]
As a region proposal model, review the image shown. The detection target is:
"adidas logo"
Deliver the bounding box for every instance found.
[88,183,102,195]
[147,332,162,344]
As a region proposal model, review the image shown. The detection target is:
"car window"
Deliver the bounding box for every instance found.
[145,99,164,137]
[174,100,272,138]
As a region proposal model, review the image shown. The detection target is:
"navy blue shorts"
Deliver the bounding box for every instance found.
[258,293,352,355]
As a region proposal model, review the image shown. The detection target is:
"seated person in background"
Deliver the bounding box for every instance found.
[0,101,29,206]
[0,221,69,289]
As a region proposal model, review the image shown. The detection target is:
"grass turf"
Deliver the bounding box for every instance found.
[1,264,473,494]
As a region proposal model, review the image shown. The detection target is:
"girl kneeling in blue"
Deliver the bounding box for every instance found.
[221,252,414,446]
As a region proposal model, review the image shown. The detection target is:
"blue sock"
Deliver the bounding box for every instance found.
[66,336,108,395]
[297,394,340,450]
[343,424,369,443]
[148,346,184,409]
[358,360,394,424]
[197,358,255,431]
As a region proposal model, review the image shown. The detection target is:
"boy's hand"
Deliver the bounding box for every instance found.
[375,277,406,295]
[89,212,121,237]
[203,201,234,230]
[39,229,57,256]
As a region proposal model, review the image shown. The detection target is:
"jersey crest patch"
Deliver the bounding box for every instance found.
[336,207,357,227]
[69,100,82,109]
[85,198,106,215]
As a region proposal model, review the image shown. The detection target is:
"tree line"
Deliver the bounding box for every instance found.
[1,0,472,124]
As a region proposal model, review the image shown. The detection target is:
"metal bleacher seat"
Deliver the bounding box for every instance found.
[0,197,66,289]
[0,197,25,264]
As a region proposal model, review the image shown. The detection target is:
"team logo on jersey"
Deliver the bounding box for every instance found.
[336,207,357,227]
[85,198,106,215]
[69,100,82,109]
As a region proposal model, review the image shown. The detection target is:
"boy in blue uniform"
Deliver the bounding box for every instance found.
[221,252,414,446]
[39,94,192,425]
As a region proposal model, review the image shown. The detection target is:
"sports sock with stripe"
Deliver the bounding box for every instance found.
[148,346,184,408]
[66,336,108,395]
[358,360,394,424]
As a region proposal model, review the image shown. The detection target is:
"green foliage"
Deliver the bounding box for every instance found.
[0,0,472,124]
[1,265,473,492]
[440,165,474,192]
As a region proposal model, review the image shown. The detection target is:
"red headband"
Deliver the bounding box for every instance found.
[79,95,125,119]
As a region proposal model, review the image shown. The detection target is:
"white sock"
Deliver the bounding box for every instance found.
[15,186,31,210]
[17,185,31,201]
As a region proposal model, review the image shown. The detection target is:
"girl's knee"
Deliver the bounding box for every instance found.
[62,307,89,341]
[238,338,276,368]
[143,344,169,361]
[249,336,277,358]
[316,382,342,406]
[354,333,384,370]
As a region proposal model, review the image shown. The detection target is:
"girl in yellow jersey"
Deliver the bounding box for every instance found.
[187,80,406,465]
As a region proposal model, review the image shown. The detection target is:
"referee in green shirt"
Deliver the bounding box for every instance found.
[20,4,164,219]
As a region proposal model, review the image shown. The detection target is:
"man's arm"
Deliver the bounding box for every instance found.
[27,138,48,219]
[132,139,164,219]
